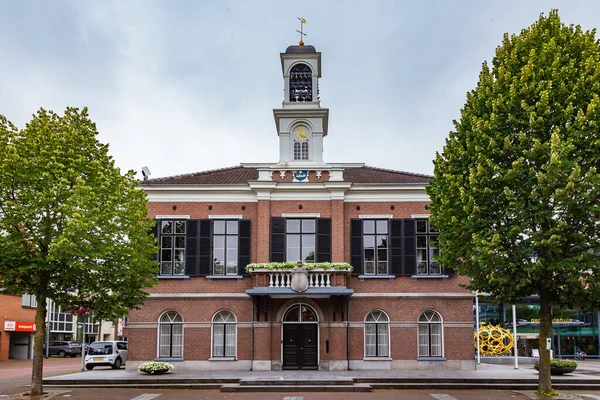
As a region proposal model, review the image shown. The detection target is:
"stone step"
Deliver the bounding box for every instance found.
[239,378,354,386]
[42,383,222,389]
[220,383,372,393]
[369,382,600,390]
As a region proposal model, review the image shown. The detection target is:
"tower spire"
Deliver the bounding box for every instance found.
[296,17,307,45]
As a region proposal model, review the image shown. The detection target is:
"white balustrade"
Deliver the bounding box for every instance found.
[268,270,332,288]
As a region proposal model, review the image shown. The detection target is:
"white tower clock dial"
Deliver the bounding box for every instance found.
[293,126,308,142]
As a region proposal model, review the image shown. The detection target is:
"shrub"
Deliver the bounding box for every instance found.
[138,361,174,374]
[534,359,578,369]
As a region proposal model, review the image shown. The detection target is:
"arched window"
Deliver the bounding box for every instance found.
[158,311,183,358]
[284,304,318,322]
[418,310,443,357]
[365,310,389,357]
[289,63,312,102]
[212,310,236,357]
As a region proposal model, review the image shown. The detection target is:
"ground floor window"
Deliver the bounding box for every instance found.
[365,310,390,357]
[418,310,443,357]
[212,310,236,357]
[158,310,183,358]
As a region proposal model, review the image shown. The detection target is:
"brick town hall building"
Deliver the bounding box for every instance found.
[125,41,475,372]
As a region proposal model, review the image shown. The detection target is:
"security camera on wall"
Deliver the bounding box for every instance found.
[141,166,151,180]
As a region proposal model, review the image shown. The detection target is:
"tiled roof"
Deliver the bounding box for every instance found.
[343,166,432,184]
[140,165,431,185]
[140,166,258,185]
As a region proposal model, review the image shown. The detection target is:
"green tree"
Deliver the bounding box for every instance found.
[427,10,600,393]
[0,108,157,396]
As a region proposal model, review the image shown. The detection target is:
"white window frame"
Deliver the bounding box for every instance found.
[362,219,390,276]
[210,310,237,359]
[159,219,187,276]
[21,294,37,308]
[49,302,73,333]
[416,219,441,276]
[364,310,391,358]
[157,310,184,359]
[417,310,444,358]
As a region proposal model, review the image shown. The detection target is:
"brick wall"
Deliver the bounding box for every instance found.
[0,294,37,360]
[136,198,475,367]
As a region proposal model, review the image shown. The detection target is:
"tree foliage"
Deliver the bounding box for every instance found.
[0,107,158,394]
[427,10,600,392]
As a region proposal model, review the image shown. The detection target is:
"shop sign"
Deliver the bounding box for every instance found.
[4,321,36,332]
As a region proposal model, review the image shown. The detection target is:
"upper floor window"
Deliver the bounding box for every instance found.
[416,219,440,276]
[363,220,389,275]
[289,63,312,102]
[213,220,239,276]
[160,220,186,276]
[82,315,98,335]
[22,294,37,308]
[153,219,251,277]
[286,219,316,262]
[49,302,73,333]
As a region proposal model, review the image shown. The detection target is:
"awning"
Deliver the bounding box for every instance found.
[246,287,354,298]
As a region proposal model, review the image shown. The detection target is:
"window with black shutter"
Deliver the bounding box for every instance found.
[238,220,251,275]
[350,219,363,275]
[212,220,239,275]
[270,217,331,263]
[415,219,441,276]
[158,219,186,276]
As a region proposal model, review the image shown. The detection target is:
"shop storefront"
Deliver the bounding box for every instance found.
[475,297,600,359]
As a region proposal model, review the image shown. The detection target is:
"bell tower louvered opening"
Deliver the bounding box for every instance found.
[289,63,313,102]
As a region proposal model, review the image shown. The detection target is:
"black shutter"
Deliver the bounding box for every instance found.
[198,219,212,276]
[316,218,331,262]
[390,219,403,275]
[150,219,159,262]
[403,219,416,276]
[238,220,251,275]
[271,217,286,262]
[185,220,199,276]
[350,219,363,275]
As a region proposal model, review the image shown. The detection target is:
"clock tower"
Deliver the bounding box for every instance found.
[273,42,329,166]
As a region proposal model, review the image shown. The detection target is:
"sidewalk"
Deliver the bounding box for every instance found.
[40,360,600,390]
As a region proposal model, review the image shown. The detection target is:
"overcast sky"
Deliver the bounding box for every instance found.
[1,1,599,179]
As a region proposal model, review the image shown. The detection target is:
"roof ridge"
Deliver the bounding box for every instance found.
[354,165,434,179]
[141,165,250,183]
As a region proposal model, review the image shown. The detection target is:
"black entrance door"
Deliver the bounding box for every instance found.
[282,323,318,370]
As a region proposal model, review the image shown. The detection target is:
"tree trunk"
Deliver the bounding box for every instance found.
[30,296,47,396]
[538,291,553,393]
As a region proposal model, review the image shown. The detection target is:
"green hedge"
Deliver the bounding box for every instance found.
[245,262,353,272]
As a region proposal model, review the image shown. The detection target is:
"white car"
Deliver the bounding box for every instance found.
[85,341,128,370]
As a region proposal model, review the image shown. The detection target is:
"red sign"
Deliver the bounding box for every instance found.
[4,321,36,332]
[15,322,36,332]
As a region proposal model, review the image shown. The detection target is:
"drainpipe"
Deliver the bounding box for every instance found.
[251,296,255,370]
[346,296,351,370]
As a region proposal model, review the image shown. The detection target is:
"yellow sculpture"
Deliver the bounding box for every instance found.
[474,323,514,355]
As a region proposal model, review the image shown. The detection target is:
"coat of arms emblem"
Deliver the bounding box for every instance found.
[291,261,309,293]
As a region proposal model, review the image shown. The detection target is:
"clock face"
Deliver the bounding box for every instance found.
[293,126,308,142]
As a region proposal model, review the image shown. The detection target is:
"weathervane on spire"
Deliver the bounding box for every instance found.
[296,17,307,46]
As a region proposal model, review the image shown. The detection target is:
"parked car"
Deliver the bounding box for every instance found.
[43,341,82,358]
[81,342,90,355]
[84,341,128,370]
